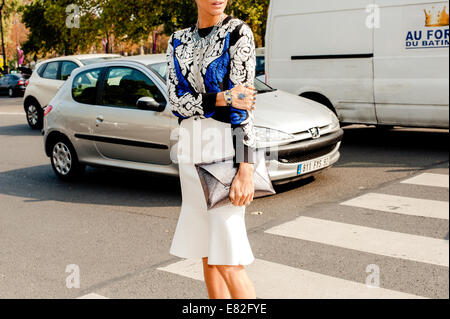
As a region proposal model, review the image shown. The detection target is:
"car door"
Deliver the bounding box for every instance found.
[38,61,65,106]
[0,76,7,93]
[90,65,172,165]
[9,75,19,89]
[69,67,105,158]
[373,0,449,127]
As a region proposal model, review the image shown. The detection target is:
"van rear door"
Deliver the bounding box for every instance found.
[265,0,377,124]
[373,0,449,128]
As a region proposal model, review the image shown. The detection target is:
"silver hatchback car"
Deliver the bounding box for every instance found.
[43,54,343,185]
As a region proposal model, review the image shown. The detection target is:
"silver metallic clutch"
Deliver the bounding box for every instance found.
[195,151,276,210]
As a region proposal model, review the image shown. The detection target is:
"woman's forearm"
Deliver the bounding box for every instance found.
[216,91,227,107]
[238,162,254,175]
[215,86,255,108]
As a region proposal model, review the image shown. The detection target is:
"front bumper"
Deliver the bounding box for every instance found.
[265,129,344,184]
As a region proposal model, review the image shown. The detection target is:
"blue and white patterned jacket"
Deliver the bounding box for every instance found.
[166,16,256,164]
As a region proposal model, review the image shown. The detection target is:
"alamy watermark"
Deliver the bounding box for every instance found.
[66,4,80,29]
[365,264,380,288]
[366,4,381,29]
[66,264,80,288]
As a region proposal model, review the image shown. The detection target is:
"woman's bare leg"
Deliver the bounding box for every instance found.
[202,257,231,299]
[216,265,256,299]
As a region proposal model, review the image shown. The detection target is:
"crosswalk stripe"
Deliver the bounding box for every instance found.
[265,217,449,267]
[340,193,449,220]
[401,173,449,188]
[76,293,108,299]
[157,258,425,299]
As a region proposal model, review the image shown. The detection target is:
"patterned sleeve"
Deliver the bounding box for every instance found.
[229,23,257,165]
[166,33,217,119]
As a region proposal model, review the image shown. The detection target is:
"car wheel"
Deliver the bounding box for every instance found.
[375,125,395,130]
[50,138,85,180]
[25,103,43,129]
[8,88,15,97]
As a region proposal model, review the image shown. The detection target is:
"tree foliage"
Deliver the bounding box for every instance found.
[160,0,270,46]
[228,0,270,46]
[19,0,270,58]
[19,0,93,57]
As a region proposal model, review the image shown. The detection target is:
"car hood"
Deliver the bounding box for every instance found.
[254,90,335,134]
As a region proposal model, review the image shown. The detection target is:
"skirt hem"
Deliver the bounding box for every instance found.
[169,251,255,266]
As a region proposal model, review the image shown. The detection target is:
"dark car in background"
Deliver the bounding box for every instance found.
[256,47,265,82]
[0,73,30,97]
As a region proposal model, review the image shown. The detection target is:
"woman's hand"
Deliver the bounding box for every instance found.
[229,163,255,207]
[230,84,256,111]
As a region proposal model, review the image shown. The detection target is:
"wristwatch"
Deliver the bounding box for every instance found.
[224,90,233,107]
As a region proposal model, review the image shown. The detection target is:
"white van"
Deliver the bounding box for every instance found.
[265,0,449,128]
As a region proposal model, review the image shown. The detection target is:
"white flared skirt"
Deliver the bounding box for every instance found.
[169,116,255,266]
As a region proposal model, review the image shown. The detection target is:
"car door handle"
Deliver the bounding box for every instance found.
[96,115,104,124]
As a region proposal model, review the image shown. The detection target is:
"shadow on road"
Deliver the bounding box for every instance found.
[0,164,181,208]
[336,126,449,171]
[0,123,40,137]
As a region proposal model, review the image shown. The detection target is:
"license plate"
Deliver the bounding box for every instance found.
[297,156,331,175]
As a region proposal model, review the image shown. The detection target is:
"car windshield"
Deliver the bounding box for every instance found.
[148,62,276,94]
[80,56,122,65]
[256,56,265,76]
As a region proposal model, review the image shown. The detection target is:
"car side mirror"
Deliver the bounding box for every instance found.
[136,96,166,112]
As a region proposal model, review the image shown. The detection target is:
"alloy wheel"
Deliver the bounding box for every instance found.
[27,105,39,126]
[52,142,72,176]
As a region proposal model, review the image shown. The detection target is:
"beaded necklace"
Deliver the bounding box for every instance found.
[192,14,226,48]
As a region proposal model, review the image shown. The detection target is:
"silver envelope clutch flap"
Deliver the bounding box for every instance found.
[195,153,276,210]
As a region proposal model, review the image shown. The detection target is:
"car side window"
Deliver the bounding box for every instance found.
[101,66,165,109]
[37,64,47,77]
[42,62,60,80]
[72,68,103,105]
[60,61,78,81]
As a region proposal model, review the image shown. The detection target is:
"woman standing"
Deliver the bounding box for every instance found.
[166,0,258,299]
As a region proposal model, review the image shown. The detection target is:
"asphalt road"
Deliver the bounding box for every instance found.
[0,95,448,299]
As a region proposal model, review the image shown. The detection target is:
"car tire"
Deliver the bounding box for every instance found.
[50,137,85,181]
[8,88,15,97]
[375,125,395,130]
[25,102,43,130]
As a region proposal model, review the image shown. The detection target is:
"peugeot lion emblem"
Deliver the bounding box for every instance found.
[309,127,320,139]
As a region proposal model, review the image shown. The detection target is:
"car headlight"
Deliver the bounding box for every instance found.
[330,114,340,130]
[255,126,295,148]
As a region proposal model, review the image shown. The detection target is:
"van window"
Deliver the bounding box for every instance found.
[72,68,103,105]
[42,62,60,80]
[101,66,165,109]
